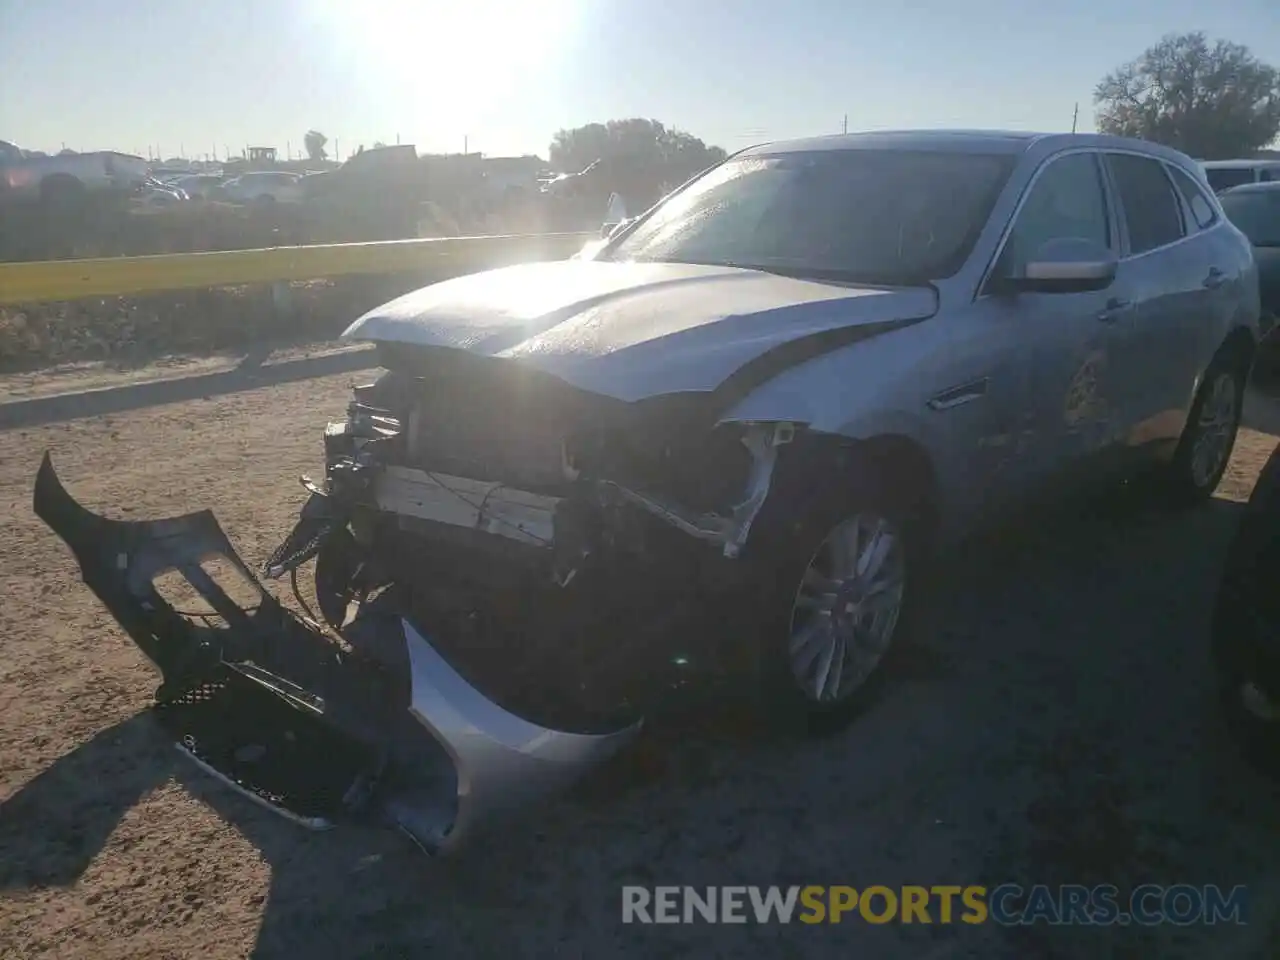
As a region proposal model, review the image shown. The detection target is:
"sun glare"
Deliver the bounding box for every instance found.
[310,0,580,129]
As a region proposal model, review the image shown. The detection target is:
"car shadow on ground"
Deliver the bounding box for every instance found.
[3,483,1280,958]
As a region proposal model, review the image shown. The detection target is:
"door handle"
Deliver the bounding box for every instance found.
[1097,297,1132,323]
[1204,267,1227,289]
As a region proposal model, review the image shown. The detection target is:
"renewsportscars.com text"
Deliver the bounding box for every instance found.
[621,884,1249,926]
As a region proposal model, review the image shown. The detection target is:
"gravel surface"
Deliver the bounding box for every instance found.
[2,373,1279,959]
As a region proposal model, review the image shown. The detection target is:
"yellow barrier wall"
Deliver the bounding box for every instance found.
[0,232,597,305]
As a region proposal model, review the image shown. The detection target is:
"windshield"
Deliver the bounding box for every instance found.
[1220,190,1280,246]
[607,149,1014,284]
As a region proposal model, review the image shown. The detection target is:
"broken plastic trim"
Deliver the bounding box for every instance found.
[596,420,794,558]
[341,420,793,563]
[31,452,642,856]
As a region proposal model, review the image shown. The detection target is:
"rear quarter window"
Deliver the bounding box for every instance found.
[1168,165,1218,231]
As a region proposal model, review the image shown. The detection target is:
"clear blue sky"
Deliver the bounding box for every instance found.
[2,0,1277,162]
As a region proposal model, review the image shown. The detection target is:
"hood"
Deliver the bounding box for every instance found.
[341,260,938,402]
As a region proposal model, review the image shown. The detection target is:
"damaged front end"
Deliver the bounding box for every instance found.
[33,349,797,853]
[268,350,800,728]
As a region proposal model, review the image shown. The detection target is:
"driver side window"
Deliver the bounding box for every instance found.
[1000,153,1111,278]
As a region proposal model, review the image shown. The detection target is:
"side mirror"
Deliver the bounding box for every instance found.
[1005,237,1117,294]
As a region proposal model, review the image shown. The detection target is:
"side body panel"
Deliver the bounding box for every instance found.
[1102,153,1259,457]
[723,136,1260,545]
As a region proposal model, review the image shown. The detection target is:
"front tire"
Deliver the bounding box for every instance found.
[744,453,925,735]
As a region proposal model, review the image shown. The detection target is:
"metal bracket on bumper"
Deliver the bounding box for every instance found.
[32,452,641,855]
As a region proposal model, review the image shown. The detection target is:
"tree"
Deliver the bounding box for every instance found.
[1094,32,1280,159]
[548,118,727,208]
[303,129,329,162]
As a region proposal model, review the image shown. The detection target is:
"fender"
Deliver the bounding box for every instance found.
[707,310,932,422]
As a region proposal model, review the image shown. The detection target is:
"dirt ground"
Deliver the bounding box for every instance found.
[2,373,1280,958]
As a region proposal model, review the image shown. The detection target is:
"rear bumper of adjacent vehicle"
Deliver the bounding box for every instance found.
[32,453,640,854]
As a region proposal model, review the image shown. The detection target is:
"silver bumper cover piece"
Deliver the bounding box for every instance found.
[396,622,639,852]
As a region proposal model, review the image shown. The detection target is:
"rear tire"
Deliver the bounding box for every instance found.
[1163,351,1247,505]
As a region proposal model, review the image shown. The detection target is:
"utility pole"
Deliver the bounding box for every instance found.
[1071,102,1079,134]
[842,114,848,135]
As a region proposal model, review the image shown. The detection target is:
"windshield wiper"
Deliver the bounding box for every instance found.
[731,263,924,286]
[630,257,926,287]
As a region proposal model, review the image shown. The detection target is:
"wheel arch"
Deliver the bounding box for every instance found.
[772,428,941,548]
[1183,324,1258,417]
[852,433,941,545]
[1219,324,1258,374]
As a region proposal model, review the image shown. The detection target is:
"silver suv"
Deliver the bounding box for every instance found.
[338,129,1261,716]
[35,130,1263,853]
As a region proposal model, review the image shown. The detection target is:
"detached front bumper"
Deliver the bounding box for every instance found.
[32,453,640,855]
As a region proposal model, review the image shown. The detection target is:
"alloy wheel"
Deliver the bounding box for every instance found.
[786,512,907,704]
[1190,372,1239,489]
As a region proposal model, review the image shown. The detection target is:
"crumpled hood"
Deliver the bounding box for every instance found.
[341,259,938,402]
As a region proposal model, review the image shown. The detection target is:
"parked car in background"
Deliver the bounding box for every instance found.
[1200,159,1280,194]
[1219,181,1280,337]
[135,177,189,207]
[301,145,437,238]
[170,173,226,200]
[0,138,150,211]
[219,170,303,204]
[36,131,1265,855]
[301,144,431,209]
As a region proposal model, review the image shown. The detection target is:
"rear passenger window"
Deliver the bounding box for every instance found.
[1168,165,1218,230]
[1106,154,1185,254]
